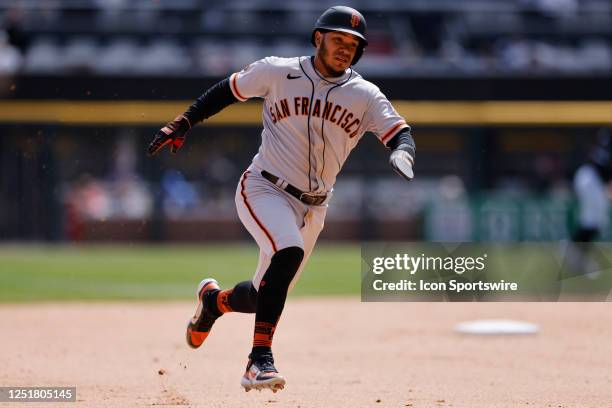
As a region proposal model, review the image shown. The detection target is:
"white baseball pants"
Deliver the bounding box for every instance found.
[235,168,327,291]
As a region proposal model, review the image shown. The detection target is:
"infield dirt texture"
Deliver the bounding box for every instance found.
[1,301,611,407]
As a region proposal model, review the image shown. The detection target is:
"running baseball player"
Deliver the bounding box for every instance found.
[148,6,415,393]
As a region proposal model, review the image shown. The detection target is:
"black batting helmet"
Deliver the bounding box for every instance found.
[311,6,368,65]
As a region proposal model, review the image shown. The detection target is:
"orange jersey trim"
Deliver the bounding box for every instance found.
[240,171,278,252]
[230,73,248,102]
[380,121,407,145]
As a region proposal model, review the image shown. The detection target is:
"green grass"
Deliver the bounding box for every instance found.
[3,242,610,302]
[0,244,361,302]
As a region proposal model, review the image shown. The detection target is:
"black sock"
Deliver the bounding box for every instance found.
[252,246,304,355]
[228,280,258,313]
[205,280,258,315]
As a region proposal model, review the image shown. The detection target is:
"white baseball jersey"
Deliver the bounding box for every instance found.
[229,56,409,194]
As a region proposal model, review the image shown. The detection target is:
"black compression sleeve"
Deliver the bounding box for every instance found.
[386,127,416,158]
[183,77,239,125]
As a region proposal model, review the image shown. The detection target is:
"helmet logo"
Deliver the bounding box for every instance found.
[350,13,360,28]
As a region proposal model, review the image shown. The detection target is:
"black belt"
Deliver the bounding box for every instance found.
[261,170,327,206]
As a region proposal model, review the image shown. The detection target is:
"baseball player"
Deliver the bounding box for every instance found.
[562,130,612,278]
[573,130,611,243]
[148,6,415,393]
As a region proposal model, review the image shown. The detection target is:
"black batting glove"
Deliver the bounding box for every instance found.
[148,115,192,156]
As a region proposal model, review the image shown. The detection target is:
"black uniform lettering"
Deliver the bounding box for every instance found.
[336,108,348,126]
[269,106,277,123]
[275,102,283,120]
[312,99,321,118]
[345,118,360,134]
[280,99,291,119]
[341,113,353,129]
[330,105,342,123]
[322,101,333,120]
[301,97,309,115]
[294,97,300,116]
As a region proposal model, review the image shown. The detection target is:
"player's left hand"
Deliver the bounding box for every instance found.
[147,115,191,156]
[389,149,414,181]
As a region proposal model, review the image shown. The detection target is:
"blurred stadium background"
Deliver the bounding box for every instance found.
[0,0,611,247]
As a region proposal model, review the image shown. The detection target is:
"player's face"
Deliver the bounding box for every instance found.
[315,31,360,77]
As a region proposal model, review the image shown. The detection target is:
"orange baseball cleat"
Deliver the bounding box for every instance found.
[186,278,221,349]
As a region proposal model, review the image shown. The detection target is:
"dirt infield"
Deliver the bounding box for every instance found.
[1,299,611,407]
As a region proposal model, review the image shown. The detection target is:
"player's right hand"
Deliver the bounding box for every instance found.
[147,115,192,156]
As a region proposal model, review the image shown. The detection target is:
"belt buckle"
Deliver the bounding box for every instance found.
[299,192,326,206]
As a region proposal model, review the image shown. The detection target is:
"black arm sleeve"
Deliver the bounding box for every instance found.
[386,127,416,159]
[183,77,239,125]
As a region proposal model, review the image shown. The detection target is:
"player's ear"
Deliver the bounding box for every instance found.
[314,31,323,48]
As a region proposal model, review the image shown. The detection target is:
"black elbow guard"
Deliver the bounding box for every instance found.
[183,78,239,125]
